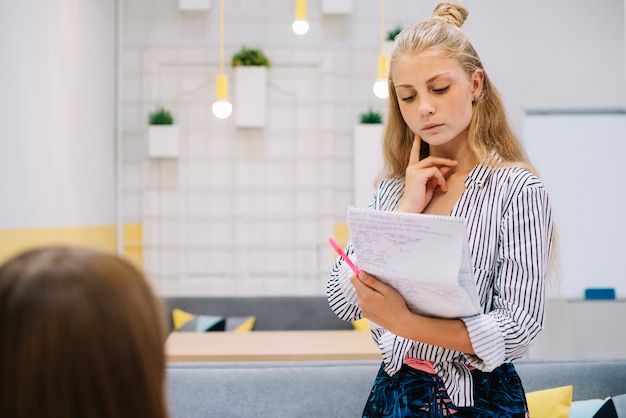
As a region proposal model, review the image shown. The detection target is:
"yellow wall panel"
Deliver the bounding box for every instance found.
[333,222,350,247]
[122,223,143,269]
[0,225,117,265]
[0,224,144,269]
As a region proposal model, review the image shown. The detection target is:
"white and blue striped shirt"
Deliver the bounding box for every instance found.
[327,162,553,407]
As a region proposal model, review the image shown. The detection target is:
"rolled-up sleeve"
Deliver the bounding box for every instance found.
[463,182,552,370]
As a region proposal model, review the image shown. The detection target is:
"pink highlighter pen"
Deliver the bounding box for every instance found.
[328,237,360,277]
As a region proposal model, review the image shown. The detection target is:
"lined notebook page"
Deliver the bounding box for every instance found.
[347,206,480,319]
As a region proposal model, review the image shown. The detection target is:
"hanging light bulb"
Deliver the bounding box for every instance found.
[212,0,232,119]
[373,0,389,99]
[292,0,309,35]
[212,74,232,119]
[373,55,389,99]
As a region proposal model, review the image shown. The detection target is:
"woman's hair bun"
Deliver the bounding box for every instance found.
[432,2,468,27]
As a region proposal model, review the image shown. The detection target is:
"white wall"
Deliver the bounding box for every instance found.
[528,300,626,360]
[0,0,116,229]
[1,0,623,297]
[464,0,626,132]
[118,0,626,297]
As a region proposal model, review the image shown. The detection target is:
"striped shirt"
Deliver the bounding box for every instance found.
[327,162,553,407]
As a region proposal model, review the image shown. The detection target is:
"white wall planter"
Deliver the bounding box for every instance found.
[178,0,210,11]
[353,123,384,208]
[234,66,268,128]
[322,0,353,14]
[148,125,180,158]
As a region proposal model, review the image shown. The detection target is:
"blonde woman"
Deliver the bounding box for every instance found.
[328,3,553,416]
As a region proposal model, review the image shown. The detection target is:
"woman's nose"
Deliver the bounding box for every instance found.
[418,97,435,117]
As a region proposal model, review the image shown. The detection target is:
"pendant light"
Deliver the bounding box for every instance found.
[292,0,309,35]
[372,0,389,99]
[212,0,232,119]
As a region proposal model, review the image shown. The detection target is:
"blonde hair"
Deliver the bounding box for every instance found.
[381,2,531,179]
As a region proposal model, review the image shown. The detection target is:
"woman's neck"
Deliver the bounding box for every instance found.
[429,142,478,177]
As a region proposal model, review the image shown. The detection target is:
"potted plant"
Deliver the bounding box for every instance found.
[359,108,383,124]
[149,106,174,125]
[386,26,403,42]
[231,47,271,67]
[353,108,384,207]
[147,106,180,158]
[232,47,271,128]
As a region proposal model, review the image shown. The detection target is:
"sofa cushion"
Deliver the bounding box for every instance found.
[173,308,225,332]
[352,317,370,331]
[525,385,572,418]
[569,398,605,417]
[592,393,626,418]
[172,308,255,332]
[225,315,256,332]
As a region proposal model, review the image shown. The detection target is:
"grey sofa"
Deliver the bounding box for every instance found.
[166,359,626,418]
[162,296,353,331]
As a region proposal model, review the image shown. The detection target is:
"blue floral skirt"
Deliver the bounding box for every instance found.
[362,362,529,418]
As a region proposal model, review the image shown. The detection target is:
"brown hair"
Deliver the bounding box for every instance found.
[0,246,169,418]
[382,2,532,179]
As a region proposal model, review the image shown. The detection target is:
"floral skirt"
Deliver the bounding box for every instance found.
[362,362,529,418]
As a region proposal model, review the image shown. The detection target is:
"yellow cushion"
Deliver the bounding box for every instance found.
[172,308,195,330]
[526,385,572,418]
[352,317,370,331]
[229,315,256,332]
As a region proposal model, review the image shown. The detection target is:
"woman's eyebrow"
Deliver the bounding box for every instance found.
[394,72,452,89]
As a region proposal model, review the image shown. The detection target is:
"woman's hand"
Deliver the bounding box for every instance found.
[396,135,458,213]
[351,271,474,352]
[350,271,412,333]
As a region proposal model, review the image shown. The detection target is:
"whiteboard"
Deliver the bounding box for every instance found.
[522,110,626,299]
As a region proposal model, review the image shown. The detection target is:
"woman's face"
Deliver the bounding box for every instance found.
[392,52,483,149]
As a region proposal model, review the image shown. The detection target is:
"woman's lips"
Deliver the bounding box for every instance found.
[422,123,442,131]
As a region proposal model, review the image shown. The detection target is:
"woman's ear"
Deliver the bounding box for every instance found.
[471,69,484,99]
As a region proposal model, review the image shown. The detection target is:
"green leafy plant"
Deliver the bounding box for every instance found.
[359,109,383,124]
[386,26,403,41]
[231,47,271,67]
[148,106,174,125]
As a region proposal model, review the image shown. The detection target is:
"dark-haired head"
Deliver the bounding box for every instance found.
[0,246,169,418]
